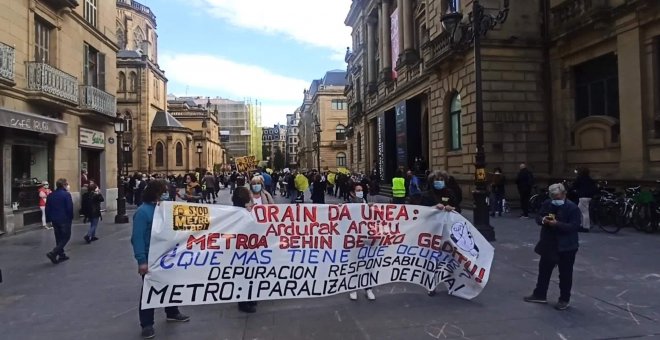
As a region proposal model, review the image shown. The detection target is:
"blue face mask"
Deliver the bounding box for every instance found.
[160,193,169,201]
[551,199,565,206]
[252,184,262,193]
[434,180,445,190]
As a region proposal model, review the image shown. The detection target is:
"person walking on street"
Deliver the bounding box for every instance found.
[311,174,327,204]
[347,183,376,301]
[183,174,202,203]
[294,171,309,202]
[489,168,506,217]
[407,170,422,205]
[38,181,52,229]
[82,184,104,243]
[516,163,534,218]
[570,167,598,232]
[45,178,74,264]
[203,172,217,203]
[392,169,406,204]
[229,171,237,194]
[524,183,581,310]
[131,180,190,338]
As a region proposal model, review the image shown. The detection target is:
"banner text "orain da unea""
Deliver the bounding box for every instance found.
[142,203,495,308]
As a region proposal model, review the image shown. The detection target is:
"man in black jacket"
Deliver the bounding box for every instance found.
[524,183,581,311]
[516,163,534,218]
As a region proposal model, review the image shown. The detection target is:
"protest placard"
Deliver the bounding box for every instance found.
[142,202,494,309]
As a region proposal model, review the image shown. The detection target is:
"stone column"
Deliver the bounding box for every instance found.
[617,27,644,178]
[397,0,405,63]
[367,16,378,88]
[402,0,416,63]
[380,0,392,79]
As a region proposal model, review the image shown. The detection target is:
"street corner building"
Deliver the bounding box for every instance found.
[343,0,660,197]
[0,0,120,234]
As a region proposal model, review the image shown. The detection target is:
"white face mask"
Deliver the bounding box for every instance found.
[355,191,364,199]
[65,185,71,191]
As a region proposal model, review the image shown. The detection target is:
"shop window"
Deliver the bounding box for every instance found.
[176,142,183,166]
[574,53,619,121]
[336,152,347,167]
[332,99,347,110]
[155,142,164,167]
[336,124,346,140]
[11,143,50,210]
[34,17,52,64]
[83,43,106,90]
[118,72,126,92]
[449,93,462,150]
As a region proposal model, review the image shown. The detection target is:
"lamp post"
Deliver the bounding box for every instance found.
[114,115,129,224]
[315,122,322,171]
[441,0,509,242]
[147,146,153,175]
[196,143,203,171]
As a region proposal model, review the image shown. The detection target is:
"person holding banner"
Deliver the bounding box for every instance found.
[249,176,274,206]
[132,180,190,339]
[232,186,260,313]
[347,183,376,301]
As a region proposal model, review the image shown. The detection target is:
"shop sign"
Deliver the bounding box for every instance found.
[79,127,105,149]
[0,108,68,135]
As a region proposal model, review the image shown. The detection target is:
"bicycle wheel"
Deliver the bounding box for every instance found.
[589,199,601,227]
[529,195,540,213]
[631,204,646,231]
[599,203,622,234]
[642,203,659,234]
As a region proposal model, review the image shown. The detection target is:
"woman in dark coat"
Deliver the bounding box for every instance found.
[421,170,458,211]
[311,174,327,204]
[83,184,104,243]
[233,186,259,313]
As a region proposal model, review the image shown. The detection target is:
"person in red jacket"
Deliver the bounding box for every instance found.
[38,181,52,230]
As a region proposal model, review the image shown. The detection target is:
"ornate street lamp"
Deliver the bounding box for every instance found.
[123,143,131,176]
[196,143,203,171]
[114,114,129,224]
[441,0,510,242]
[147,146,153,175]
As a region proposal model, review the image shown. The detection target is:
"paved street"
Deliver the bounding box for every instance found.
[1,189,660,340]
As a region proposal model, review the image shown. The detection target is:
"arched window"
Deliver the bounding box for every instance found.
[133,27,145,50]
[336,152,347,167]
[124,112,132,131]
[129,72,137,92]
[176,142,183,166]
[155,142,164,167]
[118,71,126,92]
[116,26,126,49]
[336,124,346,140]
[449,93,462,150]
[357,132,362,161]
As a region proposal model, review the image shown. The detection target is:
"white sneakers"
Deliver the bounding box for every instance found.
[349,289,375,301]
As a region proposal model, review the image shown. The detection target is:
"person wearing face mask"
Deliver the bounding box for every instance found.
[347,184,376,301]
[82,184,105,244]
[421,171,457,212]
[38,181,52,229]
[45,178,74,264]
[392,169,407,204]
[232,186,260,313]
[249,176,274,207]
[524,183,581,311]
[132,180,190,338]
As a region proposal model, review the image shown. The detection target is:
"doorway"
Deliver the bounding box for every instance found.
[81,148,102,188]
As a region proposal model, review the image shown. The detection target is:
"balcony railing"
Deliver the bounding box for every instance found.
[0,42,15,83]
[117,0,157,24]
[552,0,611,35]
[27,62,79,105]
[80,86,116,117]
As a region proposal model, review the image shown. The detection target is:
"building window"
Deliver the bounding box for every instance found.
[336,124,346,140]
[336,152,347,167]
[449,93,462,151]
[357,132,362,161]
[129,72,138,92]
[134,27,145,50]
[116,26,126,49]
[84,0,97,27]
[155,142,164,167]
[83,44,106,90]
[125,112,132,131]
[34,18,52,64]
[450,0,460,12]
[11,143,51,209]
[118,72,126,92]
[176,142,183,166]
[574,53,619,121]
[332,99,347,110]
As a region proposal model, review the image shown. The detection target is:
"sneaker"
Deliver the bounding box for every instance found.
[58,254,70,262]
[428,289,437,297]
[45,225,53,230]
[91,237,99,242]
[238,303,257,313]
[555,300,570,310]
[46,252,58,264]
[523,294,547,304]
[141,326,155,339]
[365,289,375,301]
[166,313,190,322]
[349,292,358,301]
[519,215,529,219]
[84,235,91,244]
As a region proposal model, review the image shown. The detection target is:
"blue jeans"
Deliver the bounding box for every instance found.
[490,192,503,214]
[139,276,180,328]
[87,217,99,238]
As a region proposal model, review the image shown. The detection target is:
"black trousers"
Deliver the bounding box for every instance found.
[139,279,180,328]
[534,250,577,302]
[519,189,531,216]
[51,222,72,256]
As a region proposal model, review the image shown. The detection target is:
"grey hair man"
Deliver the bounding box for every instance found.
[524,183,581,310]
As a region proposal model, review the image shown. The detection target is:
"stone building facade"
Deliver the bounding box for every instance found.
[0,0,118,234]
[262,124,287,163]
[285,108,301,168]
[345,0,547,192]
[299,70,350,171]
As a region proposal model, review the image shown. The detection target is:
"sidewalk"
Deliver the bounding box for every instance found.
[0,191,659,339]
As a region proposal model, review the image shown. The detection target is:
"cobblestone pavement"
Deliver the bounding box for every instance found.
[1,188,659,339]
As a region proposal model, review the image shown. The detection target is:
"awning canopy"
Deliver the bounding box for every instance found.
[0,108,68,135]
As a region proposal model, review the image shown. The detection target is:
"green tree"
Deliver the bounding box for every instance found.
[273,147,285,170]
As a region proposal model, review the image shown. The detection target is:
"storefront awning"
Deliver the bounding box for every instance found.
[0,108,68,135]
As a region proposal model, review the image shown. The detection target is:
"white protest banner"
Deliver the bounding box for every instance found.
[142,202,495,309]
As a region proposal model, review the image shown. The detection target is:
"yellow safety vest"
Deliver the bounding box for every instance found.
[392,177,406,198]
